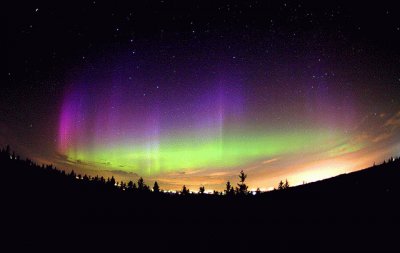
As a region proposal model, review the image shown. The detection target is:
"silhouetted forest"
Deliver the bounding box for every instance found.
[2,145,400,252]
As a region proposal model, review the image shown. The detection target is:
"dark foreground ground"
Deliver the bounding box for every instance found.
[3,153,400,252]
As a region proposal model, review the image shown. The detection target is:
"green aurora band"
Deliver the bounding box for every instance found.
[63,129,348,176]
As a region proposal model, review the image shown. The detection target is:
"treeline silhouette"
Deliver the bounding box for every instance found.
[0,145,292,196]
[3,145,400,252]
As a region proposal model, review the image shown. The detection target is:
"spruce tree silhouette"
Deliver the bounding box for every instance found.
[229,186,235,196]
[278,180,284,190]
[108,176,116,186]
[199,185,205,194]
[225,181,232,195]
[5,145,10,157]
[69,170,76,179]
[127,180,135,191]
[256,187,261,195]
[120,181,126,190]
[283,179,289,189]
[237,170,248,195]
[137,177,146,191]
[153,181,160,193]
[181,185,189,195]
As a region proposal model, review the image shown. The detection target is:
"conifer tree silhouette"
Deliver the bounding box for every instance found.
[69,170,76,179]
[283,179,289,189]
[153,181,160,193]
[120,181,126,190]
[237,170,248,195]
[225,181,232,195]
[229,186,235,196]
[278,180,284,190]
[137,177,146,191]
[181,185,189,195]
[127,180,134,191]
[109,176,116,186]
[199,185,205,194]
[5,145,10,157]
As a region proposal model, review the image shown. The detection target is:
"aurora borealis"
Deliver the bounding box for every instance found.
[4,1,400,191]
[58,60,346,176]
[55,48,399,190]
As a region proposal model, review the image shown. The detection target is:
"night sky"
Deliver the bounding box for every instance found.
[4,1,400,191]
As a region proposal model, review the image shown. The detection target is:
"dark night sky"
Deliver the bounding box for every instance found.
[4,0,400,190]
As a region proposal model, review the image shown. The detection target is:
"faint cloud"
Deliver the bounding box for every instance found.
[104,170,138,177]
[55,152,69,161]
[262,158,279,164]
[384,110,400,129]
[373,110,400,143]
[327,142,364,157]
[352,110,400,145]
[209,171,228,177]
[184,169,203,175]
[372,132,392,143]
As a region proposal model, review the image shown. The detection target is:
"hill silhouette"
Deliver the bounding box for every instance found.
[2,146,399,252]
